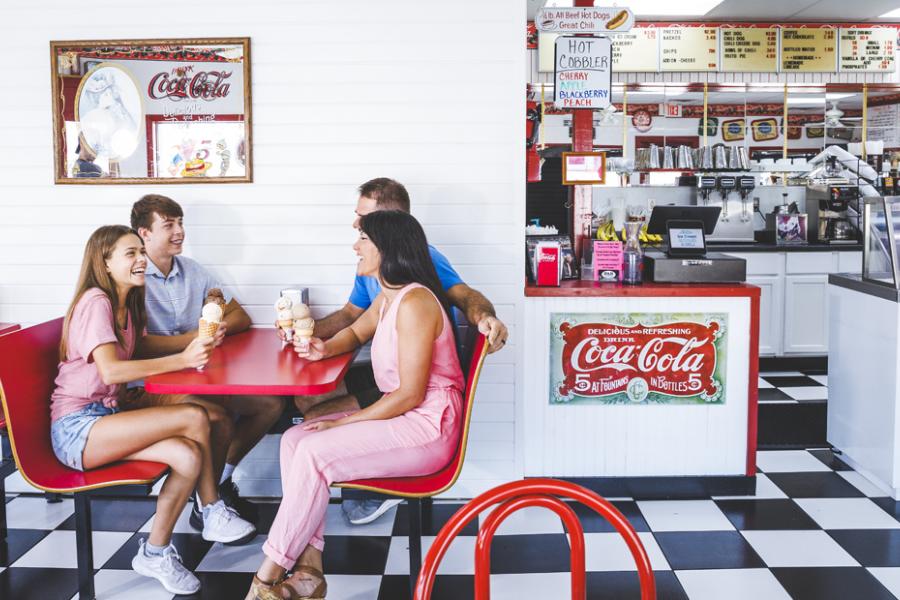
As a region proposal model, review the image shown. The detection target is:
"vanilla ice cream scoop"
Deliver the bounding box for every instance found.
[291,302,311,320]
[201,302,224,323]
[275,297,292,313]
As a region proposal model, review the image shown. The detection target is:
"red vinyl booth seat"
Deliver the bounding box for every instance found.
[0,318,167,493]
[0,318,167,599]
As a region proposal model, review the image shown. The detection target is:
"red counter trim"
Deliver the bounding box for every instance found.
[526,281,762,298]
[746,292,760,476]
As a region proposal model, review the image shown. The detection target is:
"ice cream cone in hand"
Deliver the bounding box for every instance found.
[274,297,294,348]
[292,302,315,354]
[197,289,225,370]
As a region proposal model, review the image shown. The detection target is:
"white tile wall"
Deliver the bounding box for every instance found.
[0,0,526,498]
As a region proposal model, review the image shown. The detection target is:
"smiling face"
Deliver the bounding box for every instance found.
[353,195,379,230]
[139,212,184,260]
[352,229,381,278]
[105,233,147,292]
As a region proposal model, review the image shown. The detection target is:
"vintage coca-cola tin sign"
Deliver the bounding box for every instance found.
[550,313,727,405]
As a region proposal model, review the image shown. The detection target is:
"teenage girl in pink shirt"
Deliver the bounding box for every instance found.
[247,211,465,600]
[51,225,255,595]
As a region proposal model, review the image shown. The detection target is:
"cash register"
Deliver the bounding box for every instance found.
[643,206,747,283]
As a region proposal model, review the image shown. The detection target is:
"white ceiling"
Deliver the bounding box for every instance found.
[527,0,900,21]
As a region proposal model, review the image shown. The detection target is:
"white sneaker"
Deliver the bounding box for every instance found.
[202,499,257,544]
[131,539,201,595]
[347,498,404,525]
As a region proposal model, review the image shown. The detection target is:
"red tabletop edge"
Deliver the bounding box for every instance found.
[0,323,21,336]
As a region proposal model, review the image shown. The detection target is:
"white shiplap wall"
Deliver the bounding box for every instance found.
[0,0,526,498]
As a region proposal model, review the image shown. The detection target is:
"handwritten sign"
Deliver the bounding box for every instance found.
[660,27,719,71]
[721,27,778,72]
[554,36,612,109]
[839,28,897,72]
[867,104,900,148]
[612,27,659,72]
[536,7,634,34]
[781,28,837,72]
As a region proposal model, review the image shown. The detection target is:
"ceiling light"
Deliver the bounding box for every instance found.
[786,96,825,106]
[881,8,900,17]
[625,0,723,15]
[542,0,723,16]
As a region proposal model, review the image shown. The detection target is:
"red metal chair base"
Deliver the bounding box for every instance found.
[415,478,657,600]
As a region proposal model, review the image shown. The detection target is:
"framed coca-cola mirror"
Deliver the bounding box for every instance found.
[50,38,252,184]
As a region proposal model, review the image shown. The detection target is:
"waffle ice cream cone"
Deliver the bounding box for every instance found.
[293,318,314,339]
[198,318,219,339]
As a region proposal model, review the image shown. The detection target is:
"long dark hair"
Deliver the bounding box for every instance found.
[60,225,147,360]
[358,210,454,325]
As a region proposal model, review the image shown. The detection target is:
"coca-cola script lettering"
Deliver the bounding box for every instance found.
[148,68,233,101]
[551,314,727,405]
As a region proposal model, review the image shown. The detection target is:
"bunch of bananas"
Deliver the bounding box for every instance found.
[595,222,664,244]
[596,222,620,241]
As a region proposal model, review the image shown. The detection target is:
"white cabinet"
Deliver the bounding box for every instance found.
[747,275,784,356]
[724,250,858,356]
[783,274,830,354]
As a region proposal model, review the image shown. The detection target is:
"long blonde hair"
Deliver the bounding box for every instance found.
[60,225,147,360]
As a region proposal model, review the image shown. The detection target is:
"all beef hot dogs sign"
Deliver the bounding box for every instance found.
[549,313,727,405]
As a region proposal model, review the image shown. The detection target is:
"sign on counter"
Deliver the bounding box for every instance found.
[549,312,728,405]
[660,27,719,71]
[839,27,897,72]
[612,27,659,72]
[781,27,837,72]
[554,36,612,109]
[536,6,634,34]
[720,26,778,72]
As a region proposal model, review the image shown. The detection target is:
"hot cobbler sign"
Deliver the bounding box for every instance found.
[549,313,727,405]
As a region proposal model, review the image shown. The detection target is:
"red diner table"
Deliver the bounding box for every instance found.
[144,327,356,396]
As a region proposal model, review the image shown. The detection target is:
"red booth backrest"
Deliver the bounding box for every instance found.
[0,318,64,478]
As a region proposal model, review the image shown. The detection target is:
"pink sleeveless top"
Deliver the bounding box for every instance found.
[371,283,464,428]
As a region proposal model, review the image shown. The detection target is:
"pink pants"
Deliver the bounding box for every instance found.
[262,397,458,570]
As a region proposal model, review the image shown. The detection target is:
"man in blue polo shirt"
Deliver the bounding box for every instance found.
[292,177,509,525]
[127,194,286,530]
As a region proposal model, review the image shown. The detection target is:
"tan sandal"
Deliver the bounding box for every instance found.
[277,565,327,599]
[245,575,285,600]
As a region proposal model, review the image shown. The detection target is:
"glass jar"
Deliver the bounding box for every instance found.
[622,221,644,285]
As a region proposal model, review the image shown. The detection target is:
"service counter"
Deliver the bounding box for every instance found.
[523,280,760,498]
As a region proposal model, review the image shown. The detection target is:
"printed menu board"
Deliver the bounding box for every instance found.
[840,28,897,72]
[660,27,719,71]
[721,27,778,72]
[781,28,837,72]
[612,27,659,72]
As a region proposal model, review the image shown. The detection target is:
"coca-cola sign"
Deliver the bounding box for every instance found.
[148,66,233,101]
[550,313,726,405]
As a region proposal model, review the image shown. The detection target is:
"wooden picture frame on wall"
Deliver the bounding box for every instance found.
[50,37,252,184]
[562,151,606,185]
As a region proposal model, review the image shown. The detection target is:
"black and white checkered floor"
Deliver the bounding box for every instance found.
[758,370,829,404]
[5,447,900,599]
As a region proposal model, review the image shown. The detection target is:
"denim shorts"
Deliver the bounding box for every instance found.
[50,403,117,471]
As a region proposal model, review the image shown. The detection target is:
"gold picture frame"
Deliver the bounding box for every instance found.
[50,37,252,184]
[562,151,606,185]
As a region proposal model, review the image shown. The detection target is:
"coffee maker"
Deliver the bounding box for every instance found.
[806,184,861,244]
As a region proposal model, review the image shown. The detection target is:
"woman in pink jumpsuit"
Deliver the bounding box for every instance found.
[247,210,464,600]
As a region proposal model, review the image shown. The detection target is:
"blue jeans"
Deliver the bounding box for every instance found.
[50,403,116,471]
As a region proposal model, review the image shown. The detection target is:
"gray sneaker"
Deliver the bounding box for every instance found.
[345,498,403,525]
[131,539,201,595]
